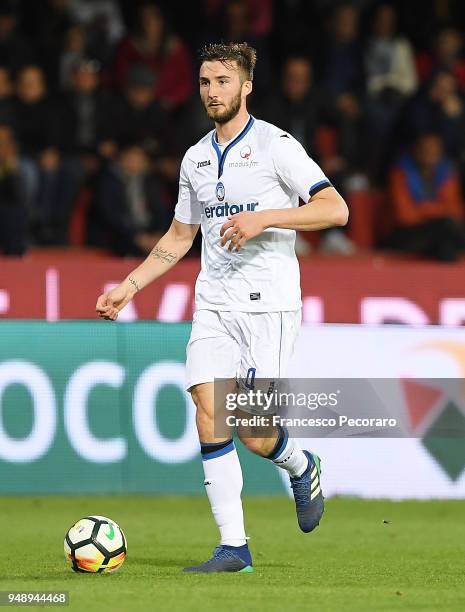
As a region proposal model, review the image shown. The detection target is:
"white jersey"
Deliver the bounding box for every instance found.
[174,116,331,312]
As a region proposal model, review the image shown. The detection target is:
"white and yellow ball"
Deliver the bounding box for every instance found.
[64,515,127,573]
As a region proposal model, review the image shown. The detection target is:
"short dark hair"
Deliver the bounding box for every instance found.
[199,42,257,81]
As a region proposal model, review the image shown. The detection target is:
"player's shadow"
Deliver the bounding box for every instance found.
[131,556,292,570]
[256,562,296,569]
[129,556,193,568]
[3,571,74,581]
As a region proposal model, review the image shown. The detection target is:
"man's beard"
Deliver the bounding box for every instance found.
[206,91,242,124]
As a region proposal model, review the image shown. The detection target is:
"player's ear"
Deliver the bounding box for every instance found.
[243,80,253,97]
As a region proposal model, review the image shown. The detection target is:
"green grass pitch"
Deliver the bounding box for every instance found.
[1,496,464,612]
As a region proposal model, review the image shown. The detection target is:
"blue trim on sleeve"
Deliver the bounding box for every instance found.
[211,115,255,179]
[202,440,235,460]
[309,179,331,196]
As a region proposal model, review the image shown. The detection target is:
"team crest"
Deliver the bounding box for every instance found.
[216,181,225,201]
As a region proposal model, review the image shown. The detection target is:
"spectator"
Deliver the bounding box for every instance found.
[263,55,355,255]
[0,66,14,124]
[96,145,170,256]
[101,64,168,157]
[0,124,28,255]
[58,56,112,201]
[323,5,364,98]
[100,63,180,189]
[2,0,465,260]
[25,0,74,89]
[389,132,465,261]
[13,65,60,206]
[261,55,316,255]
[366,4,417,97]
[68,0,124,43]
[417,27,465,91]
[263,56,323,151]
[13,65,62,158]
[0,2,33,74]
[112,2,193,110]
[401,70,465,158]
[394,0,462,51]
[246,0,273,39]
[61,57,109,155]
[204,0,273,39]
[272,0,317,54]
[68,0,125,67]
[13,65,80,245]
[321,4,365,174]
[60,25,87,90]
[213,0,273,104]
[262,56,346,185]
[364,3,418,178]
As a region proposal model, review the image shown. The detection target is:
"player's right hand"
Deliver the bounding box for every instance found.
[96,284,135,321]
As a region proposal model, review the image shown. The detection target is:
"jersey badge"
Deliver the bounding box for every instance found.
[216,181,225,201]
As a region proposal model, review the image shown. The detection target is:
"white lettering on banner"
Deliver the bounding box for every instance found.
[45,267,59,322]
[361,298,429,325]
[133,362,198,462]
[439,299,465,326]
[0,290,10,314]
[302,297,324,324]
[0,361,56,462]
[64,361,127,462]
[157,284,191,322]
[104,283,137,321]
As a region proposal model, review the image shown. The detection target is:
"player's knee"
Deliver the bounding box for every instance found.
[190,387,200,410]
[191,386,215,435]
[191,387,211,415]
[195,407,214,432]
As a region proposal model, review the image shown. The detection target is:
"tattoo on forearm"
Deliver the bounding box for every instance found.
[150,246,178,264]
[128,276,140,292]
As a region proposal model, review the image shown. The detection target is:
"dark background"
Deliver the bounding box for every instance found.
[1,0,465,261]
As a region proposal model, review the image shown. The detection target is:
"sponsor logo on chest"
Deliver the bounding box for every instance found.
[228,145,259,168]
[205,201,259,219]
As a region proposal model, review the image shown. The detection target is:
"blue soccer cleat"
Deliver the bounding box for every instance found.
[183,544,253,573]
[290,450,324,533]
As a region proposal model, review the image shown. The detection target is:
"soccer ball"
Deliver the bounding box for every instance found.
[64,515,127,573]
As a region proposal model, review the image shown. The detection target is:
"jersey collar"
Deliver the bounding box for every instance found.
[211,115,255,179]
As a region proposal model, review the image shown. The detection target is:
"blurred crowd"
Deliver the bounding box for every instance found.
[1,0,465,261]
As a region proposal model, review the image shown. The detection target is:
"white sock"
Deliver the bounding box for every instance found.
[201,440,247,546]
[268,429,309,477]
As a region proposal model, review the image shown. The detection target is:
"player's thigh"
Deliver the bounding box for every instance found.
[186,334,241,391]
[188,335,237,441]
[238,309,301,388]
[186,310,241,439]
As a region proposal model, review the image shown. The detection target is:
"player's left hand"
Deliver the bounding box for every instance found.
[220,211,266,252]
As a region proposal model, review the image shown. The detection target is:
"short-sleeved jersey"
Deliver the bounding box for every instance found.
[174,116,331,312]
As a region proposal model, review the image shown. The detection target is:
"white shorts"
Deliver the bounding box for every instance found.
[185,309,301,393]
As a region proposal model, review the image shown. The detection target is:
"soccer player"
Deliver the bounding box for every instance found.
[96,42,348,573]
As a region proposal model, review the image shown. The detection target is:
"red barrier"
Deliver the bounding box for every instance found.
[1,250,464,324]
